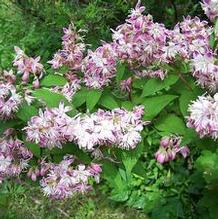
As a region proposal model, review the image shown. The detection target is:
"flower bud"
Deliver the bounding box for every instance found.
[160,137,170,148]
[31,173,37,181]
[155,150,167,164]
[22,72,29,82]
[32,79,40,89]
[179,146,190,158]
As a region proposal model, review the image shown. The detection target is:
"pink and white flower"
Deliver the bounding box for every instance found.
[82,43,117,89]
[0,83,22,120]
[48,24,85,71]
[0,131,33,182]
[187,94,218,139]
[201,0,218,21]
[155,136,190,164]
[40,155,101,199]
[13,47,44,87]
[24,102,72,149]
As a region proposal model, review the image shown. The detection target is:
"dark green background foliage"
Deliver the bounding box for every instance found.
[1,1,218,219]
[0,0,203,68]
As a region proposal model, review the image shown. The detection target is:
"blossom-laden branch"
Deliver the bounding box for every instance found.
[24,103,148,151]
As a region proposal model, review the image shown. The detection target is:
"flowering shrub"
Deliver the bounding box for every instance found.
[1,0,218,217]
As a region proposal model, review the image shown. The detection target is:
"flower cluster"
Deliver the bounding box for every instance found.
[191,53,218,90]
[80,2,170,88]
[187,94,218,139]
[48,24,85,71]
[0,83,22,120]
[80,1,213,89]
[155,136,190,164]
[27,158,53,181]
[201,0,218,21]
[45,1,215,91]
[24,103,72,149]
[166,16,211,61]
[0,130,33,183]
[112,2,169,67]
[13,47,44,88]
[136,69,166,80]
[25,103,147,150]
[70,105,146,150]
[40,155,101,199]
[82,43,117,89]
[1,69,16,84]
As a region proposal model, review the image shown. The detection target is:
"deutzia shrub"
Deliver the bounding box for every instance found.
[1,0,218,217]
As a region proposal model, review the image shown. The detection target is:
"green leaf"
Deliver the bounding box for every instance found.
[214,18,218,36]
[51,143,91,163]
[86,89,102,111]
[24,142,41,158]
[72,88,87,108]
[141,75,179,97]
[196,150,218,185]
[33,88,69,108]
[142,95,178,120]
[121,101,134,110]
[179,91,195,117]
[198,189,218,219]
[57,65,69,74]
[99,91,119,109]
[179,90,202,116]
[121,142,144,175]
[0,120,21,134]
[180,62,190,74]
[110,191,129,202]
[102,161,124,190]
[155,114,186,135]
[132,78,147,89]
[16,103,38,122]
[116,62,126,81]
[40,74,67,87]
[209,33,216,49]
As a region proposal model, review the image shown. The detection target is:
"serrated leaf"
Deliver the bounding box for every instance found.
[121,142,144,175]
[142,95,177,120]
[86,89,102,111]
[132,78,147,89]
[102,161,127,191]
[209,33,216,49]
[24,142,41,158]
[155,114,186,135]
[116,62,126,81]
[72,88,87,108]
[99,92,119,109]
[141,75,179,97]
[215,18,218,36]
[179,90,202,116]
[179,91,195,117]
[40,74,67,87]
[121,101,134,110]
[33,88,69,108]
[16,103,38,122]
